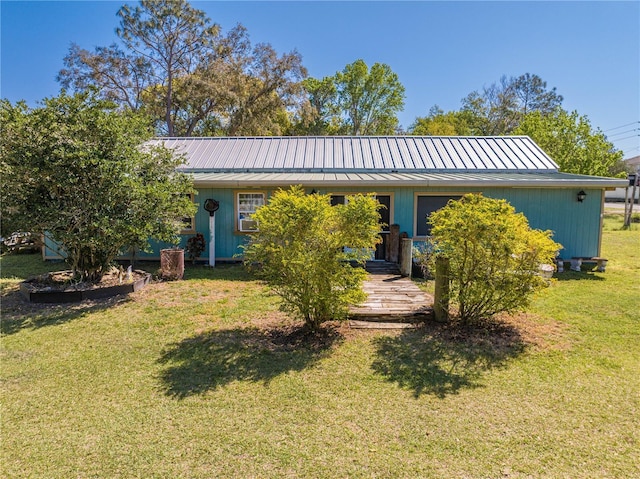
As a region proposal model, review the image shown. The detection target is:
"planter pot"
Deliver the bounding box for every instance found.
[539,264,555,280]
[160,248,185,280]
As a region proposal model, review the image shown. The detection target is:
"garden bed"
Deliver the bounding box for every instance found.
[20,268,151,303]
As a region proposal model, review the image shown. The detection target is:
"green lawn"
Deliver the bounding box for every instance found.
[1,214,639,478]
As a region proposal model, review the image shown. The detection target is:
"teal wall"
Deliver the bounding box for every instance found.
[44,185,604,262]
[187,185,603,261]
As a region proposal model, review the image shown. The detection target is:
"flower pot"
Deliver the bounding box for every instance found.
[539,263,555,280]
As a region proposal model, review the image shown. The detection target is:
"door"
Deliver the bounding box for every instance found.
[375,195,391,260]
[330,194,391,260]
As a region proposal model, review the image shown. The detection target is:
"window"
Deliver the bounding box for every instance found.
[415,194,461,237]
[237,192,265,232]
[180,193,196,234]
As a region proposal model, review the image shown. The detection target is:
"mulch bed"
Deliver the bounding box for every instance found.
[20,268,151,303]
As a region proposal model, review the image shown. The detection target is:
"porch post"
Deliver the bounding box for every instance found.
[400,238,413,277]
[434,256,450,322]
[389,224,400,263]
[208,214,215,267]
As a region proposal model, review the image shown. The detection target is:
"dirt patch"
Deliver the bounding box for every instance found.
[497,312,572,351]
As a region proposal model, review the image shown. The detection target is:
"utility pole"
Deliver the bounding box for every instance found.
[624,170,639,228]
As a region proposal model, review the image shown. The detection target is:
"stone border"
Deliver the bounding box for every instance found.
[20,271,151,303]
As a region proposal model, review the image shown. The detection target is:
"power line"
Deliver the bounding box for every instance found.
[608,128,640,138]
[605,121,640,132]
[613,134,640,142]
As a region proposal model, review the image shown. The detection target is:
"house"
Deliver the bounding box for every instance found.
[604,155,640,203]
[43,136,628,262]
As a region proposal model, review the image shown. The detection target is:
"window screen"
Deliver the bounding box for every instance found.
[416,195,461,236]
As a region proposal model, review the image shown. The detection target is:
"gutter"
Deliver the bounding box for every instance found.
[191,175,628,190]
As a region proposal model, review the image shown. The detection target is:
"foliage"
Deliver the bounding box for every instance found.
[296,59,405,135]
[426,194,561,324]
[514,108,625,177]
[243,186,381,329]
[186,233,206,263]
[407,73,625,177]
[334,59,405,135]
[57,0,306,137]
[291,76,342,135]
[460,73,563,135]
[408,73,565,138]
[0,91,195,281]
[408,105,471,136]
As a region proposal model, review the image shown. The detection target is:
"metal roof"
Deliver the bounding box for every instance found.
[190,171,627,189]
[151,136,560,172]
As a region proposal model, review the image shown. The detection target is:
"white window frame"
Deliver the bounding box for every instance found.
[236,191,266,233]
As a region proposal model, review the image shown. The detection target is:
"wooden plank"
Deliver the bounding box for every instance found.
[349,261,434,324]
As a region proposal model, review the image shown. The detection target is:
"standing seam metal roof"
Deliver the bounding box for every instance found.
[150,136,560,172]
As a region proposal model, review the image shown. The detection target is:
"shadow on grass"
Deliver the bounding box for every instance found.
[371,319,527,398]
[0,289,129,335]
[157,324,343,398]
[554,271,605,282]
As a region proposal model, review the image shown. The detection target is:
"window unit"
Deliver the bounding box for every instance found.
[236,191,266,232]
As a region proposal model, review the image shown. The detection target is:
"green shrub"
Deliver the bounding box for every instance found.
[243,186,381,330]
[186,233,206,263]
[426,194,561,324]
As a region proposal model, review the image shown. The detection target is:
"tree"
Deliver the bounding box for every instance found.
[58,0,306,137]
[514,109,624,177]
[222,42,306,136]
[296,60,405,136]
[292,76,341,135]
[335,60,405,135]
[424,194,561,324]
[461,73,563,135]
[243,186,381,330]
[408,105,471,136]
[0,91,195,281]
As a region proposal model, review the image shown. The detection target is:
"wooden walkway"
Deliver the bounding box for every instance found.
[349,262,434,328]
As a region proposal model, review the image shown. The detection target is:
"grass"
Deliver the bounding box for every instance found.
[1,214,639,478]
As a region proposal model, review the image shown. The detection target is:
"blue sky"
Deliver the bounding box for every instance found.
[2,0,639,157]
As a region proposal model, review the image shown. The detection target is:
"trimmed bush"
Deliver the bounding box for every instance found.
[425,193,561,324]
[243,186,381,330]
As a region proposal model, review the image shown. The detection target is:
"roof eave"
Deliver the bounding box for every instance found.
[192,175,628,189]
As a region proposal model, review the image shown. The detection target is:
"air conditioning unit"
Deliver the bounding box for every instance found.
[240,219,258,231]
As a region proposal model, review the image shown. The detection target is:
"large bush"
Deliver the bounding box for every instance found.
[243,186,381,330]
[426,194,561,324]
[0,91,195,281]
